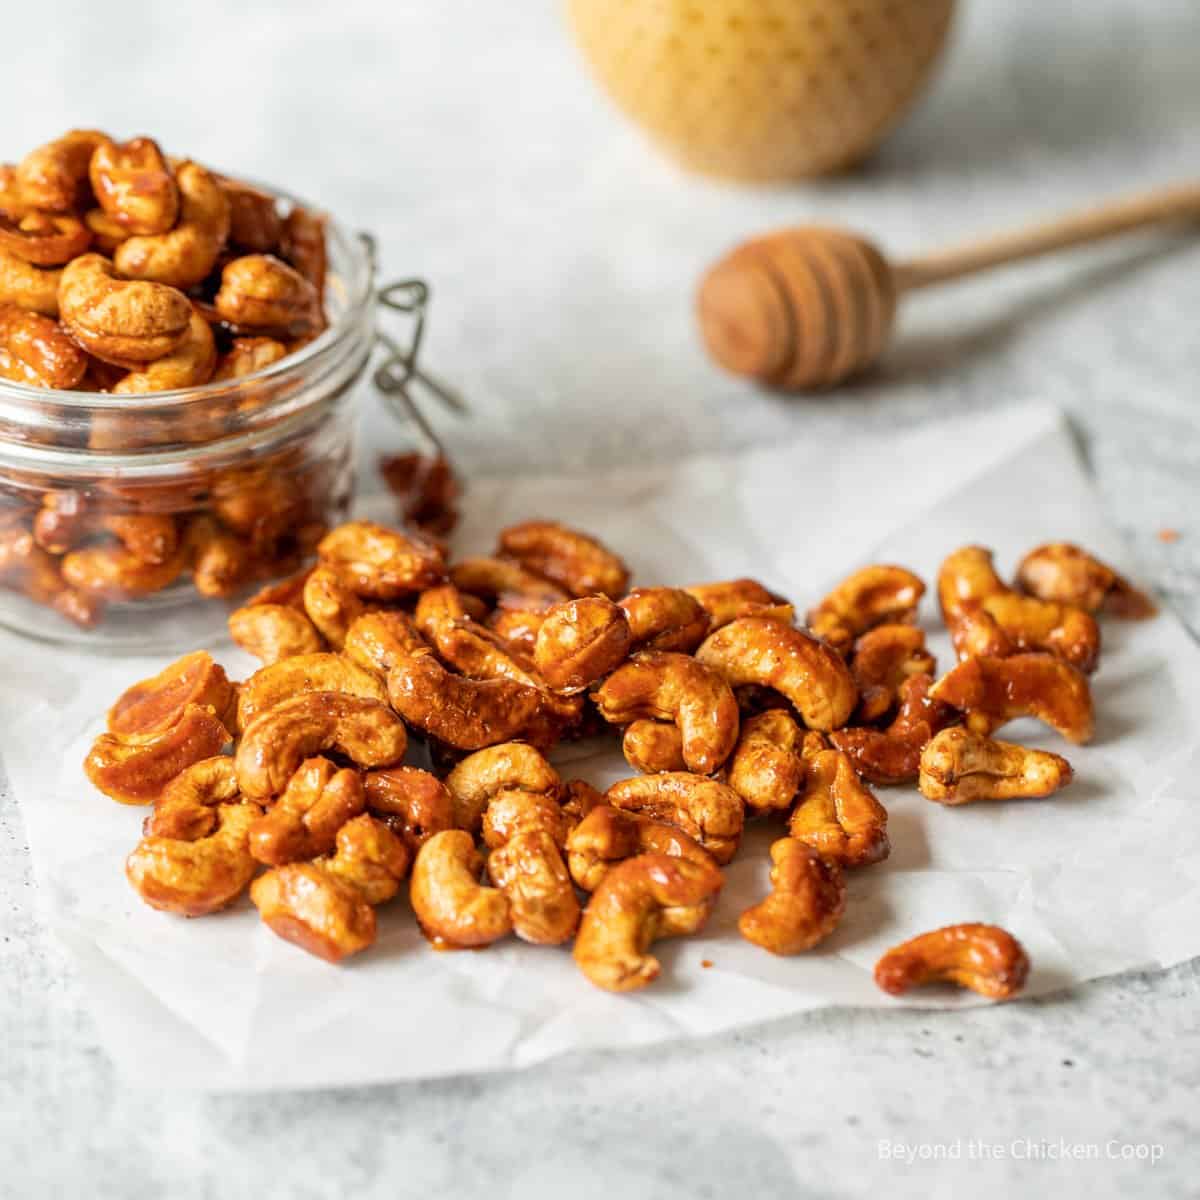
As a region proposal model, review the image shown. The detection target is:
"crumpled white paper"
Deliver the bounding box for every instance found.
[5,402,1199,1091]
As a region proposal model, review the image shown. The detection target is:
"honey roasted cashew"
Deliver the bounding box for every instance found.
[696,616,858,732]
[107,649,236,737]
[61,537,188,599]
[918,727,1073,805]
[213,335,289,381]
[533,596,633,693]
[725,709,810,814]
[0,211,91,266]
[443,741,561,833]
[237,651,387,730]
[806,564,925,652]
[594,650,740,775]
[0,249,62,315]
[34,493,179,563]
[84,207,129,254]
[622,719,687,774]
[229,603,325,664]
[849,624,936,723]
[566,803,716,892]
[144,755,239,840]
[498,519,630,599]
[0,302,88,388]
[605,772,744,865]
[787,749,890,867]
[211,465,305,554]
[684,578,791,630]
[248,756,366,865]
[874,923,1030,1000]
[16,129,107,211]
[302,564,367,648]
[235,692,408,799]
[561,778,606,833]
[112,308,216,393]
[1016,541,1156,620]
[213,253,322,336]
[114,161,231,289]
[280,205,328,298]
[409,829,513,950]
[486,608,545,655]
[619,586,711,653]
[573,852,724,993]
[363,765,455,852]
[320,812,411,904]
[448,555,569,611]
[59,253,192,364]
[244,565,314,610]
[929,653,1095,744]
[738,838,846,956]
[89,136,179,236]
[220,177,283,253]
[0,529,101,627]
[343,610,428,675]
[318,521,446,600]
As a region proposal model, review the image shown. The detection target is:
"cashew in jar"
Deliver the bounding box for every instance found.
[112,308,216,392]
[214,253,321,336]
[89,136,179,235]
[0,301,88,387]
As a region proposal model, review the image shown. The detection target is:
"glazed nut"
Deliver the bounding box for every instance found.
[929,653,1095,744]
[0,525,102,628]
[443,741,561,833]
[107,650,236,737]
[89,137,179,236]
[236,651,388,730]
[621,718,687,774]
[61,538,188,599]
[695,616,858,732]
[806,564,925,651]
[234,692,408,800]
[363,765,455,853]
[683,578,786,630]
[449,556,569,611]
[319,812,411,906]
[0,211,91,266]
[725,708,807,813]
[498,519,630,599]
[918,727,1073,805]
[214,253,321,336]
[787,748,889,867]
[112,308,216,393]
[221,178,283,253]
[228,602,324,665]
[343,610,427,675]
[0,249,63,316]
[573,852,724,993]
[409,829,513,950]
[213,335,288,380]
[0,302,85,388]
[850,624,936,723]
[619,586,711,653]
[303,564,367,649]
[16,129,107,211]
[605,772,744,865]
[280,205,328,297]
[737,838,846,956]
[533,596,633,693]
[317,521,447,600]
[874,923,1030,1000]
[34,494,180,563]
[1016,542,1156,620]
[248,756,366,865]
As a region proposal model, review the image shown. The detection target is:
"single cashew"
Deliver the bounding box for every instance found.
[343,610,428,675]
[533,596,632,693]
[605,772,744,865]
[320,812,411,904]
[85,703,232,805]
[237,650,387,731]
[0,526,101,627]
[618,586,711,653]
[684,578,793,631]
[595,650,739,774]
[301,564,366,648]
[280,204,328,298]
[59,253,192,364]
[806,564,925,652]
[112,308,216,393]
[214,253,321,336]
[1016,541,1156,619]
[220,177,283,253]
[498,519,630,599]
[115,161,230,289]
[696,616,858,732]
[363,765,455,852]
[573,852,724,992]
[787,749,889,867]
[0,302,88,387]
[89,136,179,235]
[449,556,568,610]
[622,719,687,773]
[235,692,408,799]
[229,603,324,665]
[144,755,239,838]
[61,537,188,599]
[566,803,716,891]
[409,829,513,950]
[214,335,288,380]
[929,653,1094,744]
[16,129,107,211]
[725,709,809,814]
[918,726,1073,805]
[444,741,561,832]
[850,624,936,723]
[738,838,846,956]
[0,211,91,266]
[107,649,235,737]
[0,248,62,315]
[874,923,1030,1000]
[317,521,446,600]
[248,756,365,864]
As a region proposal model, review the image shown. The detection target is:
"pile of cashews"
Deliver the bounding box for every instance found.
[83,516,1155,995]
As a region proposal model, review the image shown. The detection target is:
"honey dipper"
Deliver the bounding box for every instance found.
[697,183,1200,390]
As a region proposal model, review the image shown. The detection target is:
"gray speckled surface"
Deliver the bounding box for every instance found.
[3,2,1199,1196]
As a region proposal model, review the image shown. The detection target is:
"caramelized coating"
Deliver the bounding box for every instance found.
[107,649,235,736]
[114,161,231,289]
[0,301,88,388]
[16,130,106,211]
[409,829,513,950]
[573,853,723,992]
[619,586,711,653]
[443,742,561,833]
[317,521,446,600]
[850,624,936,723]
[214,253,321,336]
[280,205,328,298]
[249,756,365,865]
[566,803,716,891]
[684,578,786,630]
[235,692,407,799]
[533,596,633,693]
[220,178,283,253]
[342,610,427,675]
[320,812,411,904]
[61,538,188,599]
[499,520,630,599]
[59,253,192,364]
[213,335,288,380]
[606,772,744,865]
[737,838,846,955]
[622,719,687,773]
[725,709,807,814]
[595,650,739,774]
[929,653,1094,744]
[363,766,455,853]
[449,556,568,610]
[229,603,324,664]
[787,749,889,867]
[83,207,129,254]
[0,211,91,266]
[112,308,216,393]
[250,861,375,963]
[302,564,366,649]
[561,778,606,832]
[486,607,545,656]
[696,616,858,732]
[1016,541,1156,620]
[806,565,925,651]
[89,137,178,236]
[874,923,1030,1000]
[144,755,239,840]
[85,703,231,805]
[919,727,1073,805]
[236,652,387,730]
[0,249,62,315]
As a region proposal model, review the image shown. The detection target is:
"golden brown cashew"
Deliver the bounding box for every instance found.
[61,538,188,599]
[58,253,192,364]
[84,207,129,254]
[114,161,231,289]
[787,749,889,867]
[486,606,546,656]
[302,564,366,649]
[929,653,1094,744]
[0,302,88,388]
[874,923,1030,1000]
[16,129,107,211]
[236,652,387,730]
[919,727,1073,805]
[449,556,569,610]
[605,772,744,865]
[317,521,446,600]
[248,756,365,865]
[89,136,179,235]
[498,519,630,599]
[573,852,724,992]
[319,812,411,904]
[85,703,232,805]
[533,596,633,693]
[235,692,408,799]
[0,249,62,315]
[144,755,239,839]
[363,766,455,852]
[738,838,846,956]
[807,564,925,652]
[619,587,711,653]
[0,211,91,266]
[107,649,236,737]
[622,719,687,773]
[229,603,324,664]
[343,610,428,675]
[1016,541,1156,619]
[566,803,716,891]
[214,335,289,380]
[725,709,808,814]
[696,616,858,732]
[112,308,216,392]
[34,494,180,563]
[849,624,936,723]
[409,829,513,950]
[281,205,328,294]
[443,742,561,832]
[595,650,739,775]
[214,253,321,336]
[684,578,791,631]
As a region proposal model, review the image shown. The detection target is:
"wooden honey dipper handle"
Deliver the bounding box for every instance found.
[698,182,1200,391]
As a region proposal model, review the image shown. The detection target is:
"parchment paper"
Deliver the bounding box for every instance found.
[5,402,1199,1091]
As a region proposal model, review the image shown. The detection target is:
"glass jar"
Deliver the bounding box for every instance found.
[0,210,374,649]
